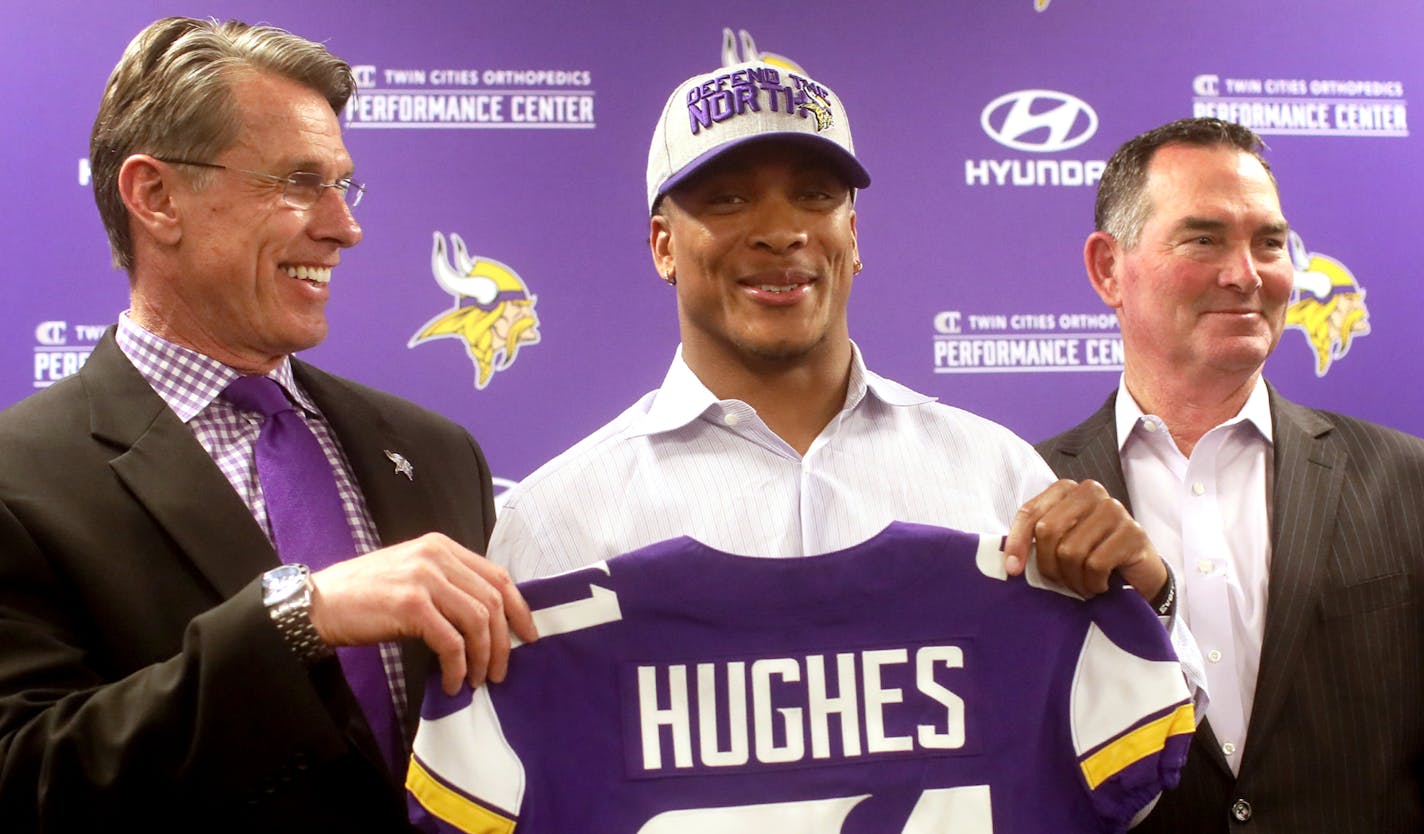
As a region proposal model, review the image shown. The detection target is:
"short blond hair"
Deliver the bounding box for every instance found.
[90,17,355,271]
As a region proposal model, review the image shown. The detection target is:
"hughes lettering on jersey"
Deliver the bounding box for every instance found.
[632,645,970,773]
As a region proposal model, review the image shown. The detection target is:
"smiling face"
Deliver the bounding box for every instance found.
[1092,143,1293,390]
[134,70,362,372]
[651,141,859,379]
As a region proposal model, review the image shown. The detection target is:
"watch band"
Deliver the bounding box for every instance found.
[263,564,335,665]
[1150,565,1177,619]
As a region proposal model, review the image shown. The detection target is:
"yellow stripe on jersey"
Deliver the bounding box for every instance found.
[407,756,516,834]
[1079,703,1195,790]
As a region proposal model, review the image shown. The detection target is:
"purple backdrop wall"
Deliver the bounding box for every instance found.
[4,0,1419,496]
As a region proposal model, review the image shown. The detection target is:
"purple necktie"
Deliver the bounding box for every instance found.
[222,375,402,775]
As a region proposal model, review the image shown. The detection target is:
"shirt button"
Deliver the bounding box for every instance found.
[1222,741,1237,756]
[1191,482,1206,496]
[1143,419,1159,433]
[1198,559,1214,575]
[723,413,740,427]
[1231,798,1252,822]
[1208,649,1222,663]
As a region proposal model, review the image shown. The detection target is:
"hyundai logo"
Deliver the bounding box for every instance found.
[981,90,1098,153]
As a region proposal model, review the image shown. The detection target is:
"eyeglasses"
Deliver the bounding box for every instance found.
[155,157,365,210]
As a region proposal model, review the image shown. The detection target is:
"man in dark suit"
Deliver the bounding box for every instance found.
[1037,117,1424,832]
[0,17,534,831]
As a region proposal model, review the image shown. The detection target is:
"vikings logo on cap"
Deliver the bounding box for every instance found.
[409,232,541,390]
[1285,230,1370,377]
[646,53,870,211]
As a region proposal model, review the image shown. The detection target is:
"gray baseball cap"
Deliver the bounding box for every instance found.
[646,60,871,211]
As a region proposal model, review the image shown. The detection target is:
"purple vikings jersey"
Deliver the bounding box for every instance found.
[407,523,1193,833]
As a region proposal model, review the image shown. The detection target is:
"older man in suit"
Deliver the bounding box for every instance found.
[0,17,533,831]
[1037,117,1424,832]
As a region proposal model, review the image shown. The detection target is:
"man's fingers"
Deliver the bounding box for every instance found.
[1012,478,1154,597]
[1097,524,1165,599]
[1019,479,1089,583]
[1049,498,1119,595]
[427,549,523,683]
[420,614,468,696]
[414,558,500,688]
[502,583,538,646]
[1004,510,1033,575]
[461,599,492,689]
[382,572,478,694]
[463,553,537,646]
[1007,479,1078,574]
[428,535,535,643]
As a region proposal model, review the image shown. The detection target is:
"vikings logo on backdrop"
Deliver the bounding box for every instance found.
[409,232,541,390]
[720,28,806,74]
[1285,230,1370,377]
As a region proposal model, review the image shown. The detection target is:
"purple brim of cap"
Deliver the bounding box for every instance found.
[656,132,872,205]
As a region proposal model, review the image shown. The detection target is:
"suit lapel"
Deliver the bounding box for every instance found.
[1041,393,1134,512]
[294,360,438,727]
[84,334,277,599]
[293,360,436,549]
[1240,388,1342,773]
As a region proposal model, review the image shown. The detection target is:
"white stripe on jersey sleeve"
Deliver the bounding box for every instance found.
[412,685,525,821]
[1069,623,1191,756]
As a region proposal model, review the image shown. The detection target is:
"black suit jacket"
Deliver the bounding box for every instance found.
[1037,386,1424,832]
[0,332,495,832]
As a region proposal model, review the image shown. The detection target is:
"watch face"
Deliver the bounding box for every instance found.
[262,563,308,600]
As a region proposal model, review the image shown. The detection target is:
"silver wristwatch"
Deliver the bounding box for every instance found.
[261,563,334,664]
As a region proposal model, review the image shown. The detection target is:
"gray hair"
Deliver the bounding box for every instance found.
[90,17,355,271]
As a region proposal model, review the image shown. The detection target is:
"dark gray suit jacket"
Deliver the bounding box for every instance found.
[0,332,496,832]
[1037,385,1424,832]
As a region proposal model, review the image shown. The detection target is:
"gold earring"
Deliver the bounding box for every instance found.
[852,257,863,275]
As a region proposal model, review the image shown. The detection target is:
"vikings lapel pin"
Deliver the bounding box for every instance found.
[384,450,414,481]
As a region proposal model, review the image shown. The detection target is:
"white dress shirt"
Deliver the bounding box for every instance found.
[1117,376,1273,774]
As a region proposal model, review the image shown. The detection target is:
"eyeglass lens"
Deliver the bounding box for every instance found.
[284,172,364,210]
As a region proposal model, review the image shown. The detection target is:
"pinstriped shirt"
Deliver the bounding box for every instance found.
[114,313,410,737]
[488,344,1055,579]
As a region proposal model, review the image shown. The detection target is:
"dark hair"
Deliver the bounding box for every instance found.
[1095,117,1274,249]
